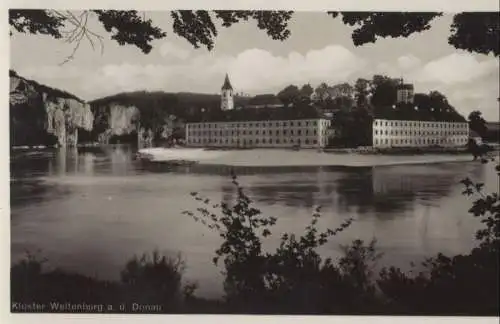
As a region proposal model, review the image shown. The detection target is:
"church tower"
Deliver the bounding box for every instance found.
[221,73,234,111]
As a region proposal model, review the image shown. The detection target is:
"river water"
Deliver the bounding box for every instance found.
[9,145,497,298]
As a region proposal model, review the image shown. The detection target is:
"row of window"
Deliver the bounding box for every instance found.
[187,137,323,145]
[374,137,467,146]
[187,120,329,129]
[188,128,328,137]
[374,130,468,136]
[374,120,467,128]
[396,91,414,101]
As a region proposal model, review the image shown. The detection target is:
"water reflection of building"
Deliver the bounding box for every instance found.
[371,164,481,197]
[371,163,485,210]
[211,163,485,219]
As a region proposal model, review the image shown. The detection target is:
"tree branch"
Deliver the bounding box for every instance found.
[51,10,105,65]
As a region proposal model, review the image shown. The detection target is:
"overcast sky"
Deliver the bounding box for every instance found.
[9,11,499,121]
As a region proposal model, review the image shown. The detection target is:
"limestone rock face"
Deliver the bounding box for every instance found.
[93,104,140,144]
[91,103,184,147]
[10,71,94,147]
[44,96,94,146]
[109,104,140,136]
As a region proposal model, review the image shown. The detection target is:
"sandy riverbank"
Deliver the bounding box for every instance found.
[138,148,479,167]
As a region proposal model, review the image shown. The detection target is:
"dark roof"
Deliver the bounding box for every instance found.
[247,94,283,106]
[469,130,482,138]
[372,102,467,122]
[374,114,467,122]
[486,122,500,131]
[188,106,326,123]
[221,74,233,91]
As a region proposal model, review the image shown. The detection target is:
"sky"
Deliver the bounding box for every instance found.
[9,11,500,121]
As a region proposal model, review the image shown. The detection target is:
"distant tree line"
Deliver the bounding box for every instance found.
[274,75,467,148]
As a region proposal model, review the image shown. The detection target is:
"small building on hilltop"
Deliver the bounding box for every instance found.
[396,79,415,104]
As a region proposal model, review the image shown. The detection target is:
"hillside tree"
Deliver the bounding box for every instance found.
[468,110,488,137]
[313,82,329,102]
[276,85,300,108]
[299,84,314,102]
[354,78,372,107]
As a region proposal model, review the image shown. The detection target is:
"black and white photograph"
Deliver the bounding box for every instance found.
[5,3,500,320]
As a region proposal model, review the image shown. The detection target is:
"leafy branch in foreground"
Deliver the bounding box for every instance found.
[184,157,499,314]
[9,10,499,60]
[377,160,499,315]
[184,171,393,312]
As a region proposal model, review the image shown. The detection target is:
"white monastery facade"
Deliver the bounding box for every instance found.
[372,118,469,148]
[186,118,331,149]
[185,75,331,149]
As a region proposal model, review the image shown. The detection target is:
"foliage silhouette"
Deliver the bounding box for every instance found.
[468,110,488,138]
[10,159,499,314]
[183,160,498,314]
[184,171,416,314]
[9,11,499,58]
[11,250,195,313]
[377,160,499,316]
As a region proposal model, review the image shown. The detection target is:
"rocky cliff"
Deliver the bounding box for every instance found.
[91,102,187,147]
[90,93,188,147]
[9,70,94,147]
[91,104,140,144]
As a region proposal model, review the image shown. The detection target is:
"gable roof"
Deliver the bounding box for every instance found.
[221,74,233,91]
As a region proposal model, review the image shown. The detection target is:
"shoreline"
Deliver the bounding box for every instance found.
[137,147,482,168]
